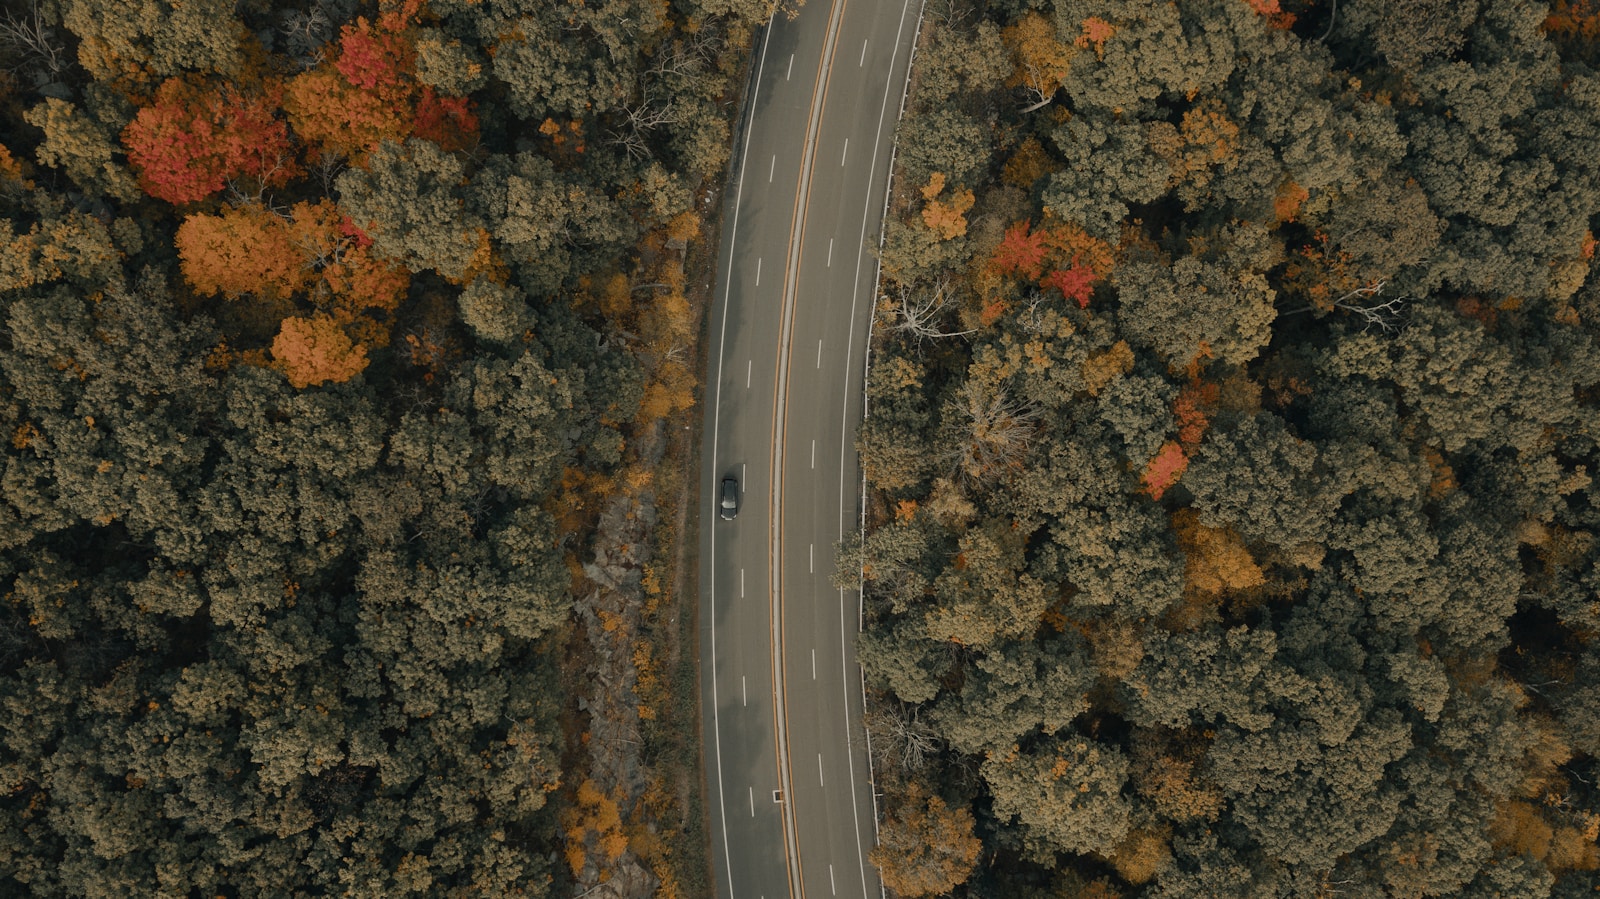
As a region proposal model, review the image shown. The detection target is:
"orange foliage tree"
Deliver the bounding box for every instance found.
[1273,178,1309,223]
[176,205,306,299]
[1546,0,1600,41]
[1076,17,1116,56]
[177,200,409,327]
[122,77,296,204]
[271,313,369,388]
[286,199,411,327]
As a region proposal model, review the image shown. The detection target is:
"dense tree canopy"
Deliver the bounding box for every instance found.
[0,0,774,893]
[856,1,1600,896]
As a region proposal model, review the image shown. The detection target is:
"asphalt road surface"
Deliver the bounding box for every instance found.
[698,1,921,897]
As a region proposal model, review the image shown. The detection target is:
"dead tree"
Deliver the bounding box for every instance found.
[0,0,66,79]
[1332,281,1409,333]
[949,379,1037,483]
[883,276,976,342]
[865,698,942,773]
[607,94,679,161]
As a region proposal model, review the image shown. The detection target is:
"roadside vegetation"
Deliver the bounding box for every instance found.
[0,0,771,893]
[854,1,1600,896]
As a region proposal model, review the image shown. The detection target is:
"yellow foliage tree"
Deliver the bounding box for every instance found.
[1149,103,1241,188]
[560,779,629,878]
[870,788,982,897]
[1003,11,1076,111]
[1133,753,1224,822]
[1042,218,1117,276]
[1109,827,1171,885]
[1172,508,1265,595]
[1081,340,1134,396]
[920,172,974,240]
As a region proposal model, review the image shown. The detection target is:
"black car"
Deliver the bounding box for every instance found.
[719,476,740,520]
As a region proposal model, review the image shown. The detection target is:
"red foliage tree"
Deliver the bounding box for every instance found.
[1041,265,1098,307]
[1173,381,1217,448]
[1143,441,1189,500]
[413,88,480,152]
[122,78,295,204]
[286,18,477,160]
[990,220,1049,279]
[335,20,413,96]
[1242,0,1297,29]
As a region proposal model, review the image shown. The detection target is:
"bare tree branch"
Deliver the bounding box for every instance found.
[865,698,942,773]
[883,277,976,342]
[0,0,65,79]
[606,93,679,161]
[1017,59,1058,113]
[1332,281,1409,333]
[949,379,1037,483]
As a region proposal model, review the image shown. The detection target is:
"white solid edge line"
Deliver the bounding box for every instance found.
[710,18,776,899]
[836,1,921,897]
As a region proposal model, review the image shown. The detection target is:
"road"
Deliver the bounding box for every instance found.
[697,1,921,897]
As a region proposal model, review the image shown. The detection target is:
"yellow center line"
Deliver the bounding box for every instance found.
[767,0,851,896]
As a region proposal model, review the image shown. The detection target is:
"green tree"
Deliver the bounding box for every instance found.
[23,97,140,202]
[1112,256,1277,370]
[931,630,1095,754]
[61,0,246,82]
[336,138,486,281]
[982,736,1133,860]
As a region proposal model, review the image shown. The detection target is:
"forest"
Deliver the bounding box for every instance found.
[853,0,1600,897]
[0,0,772,894]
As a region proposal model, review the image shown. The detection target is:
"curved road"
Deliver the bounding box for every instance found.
[698,2,920,897]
